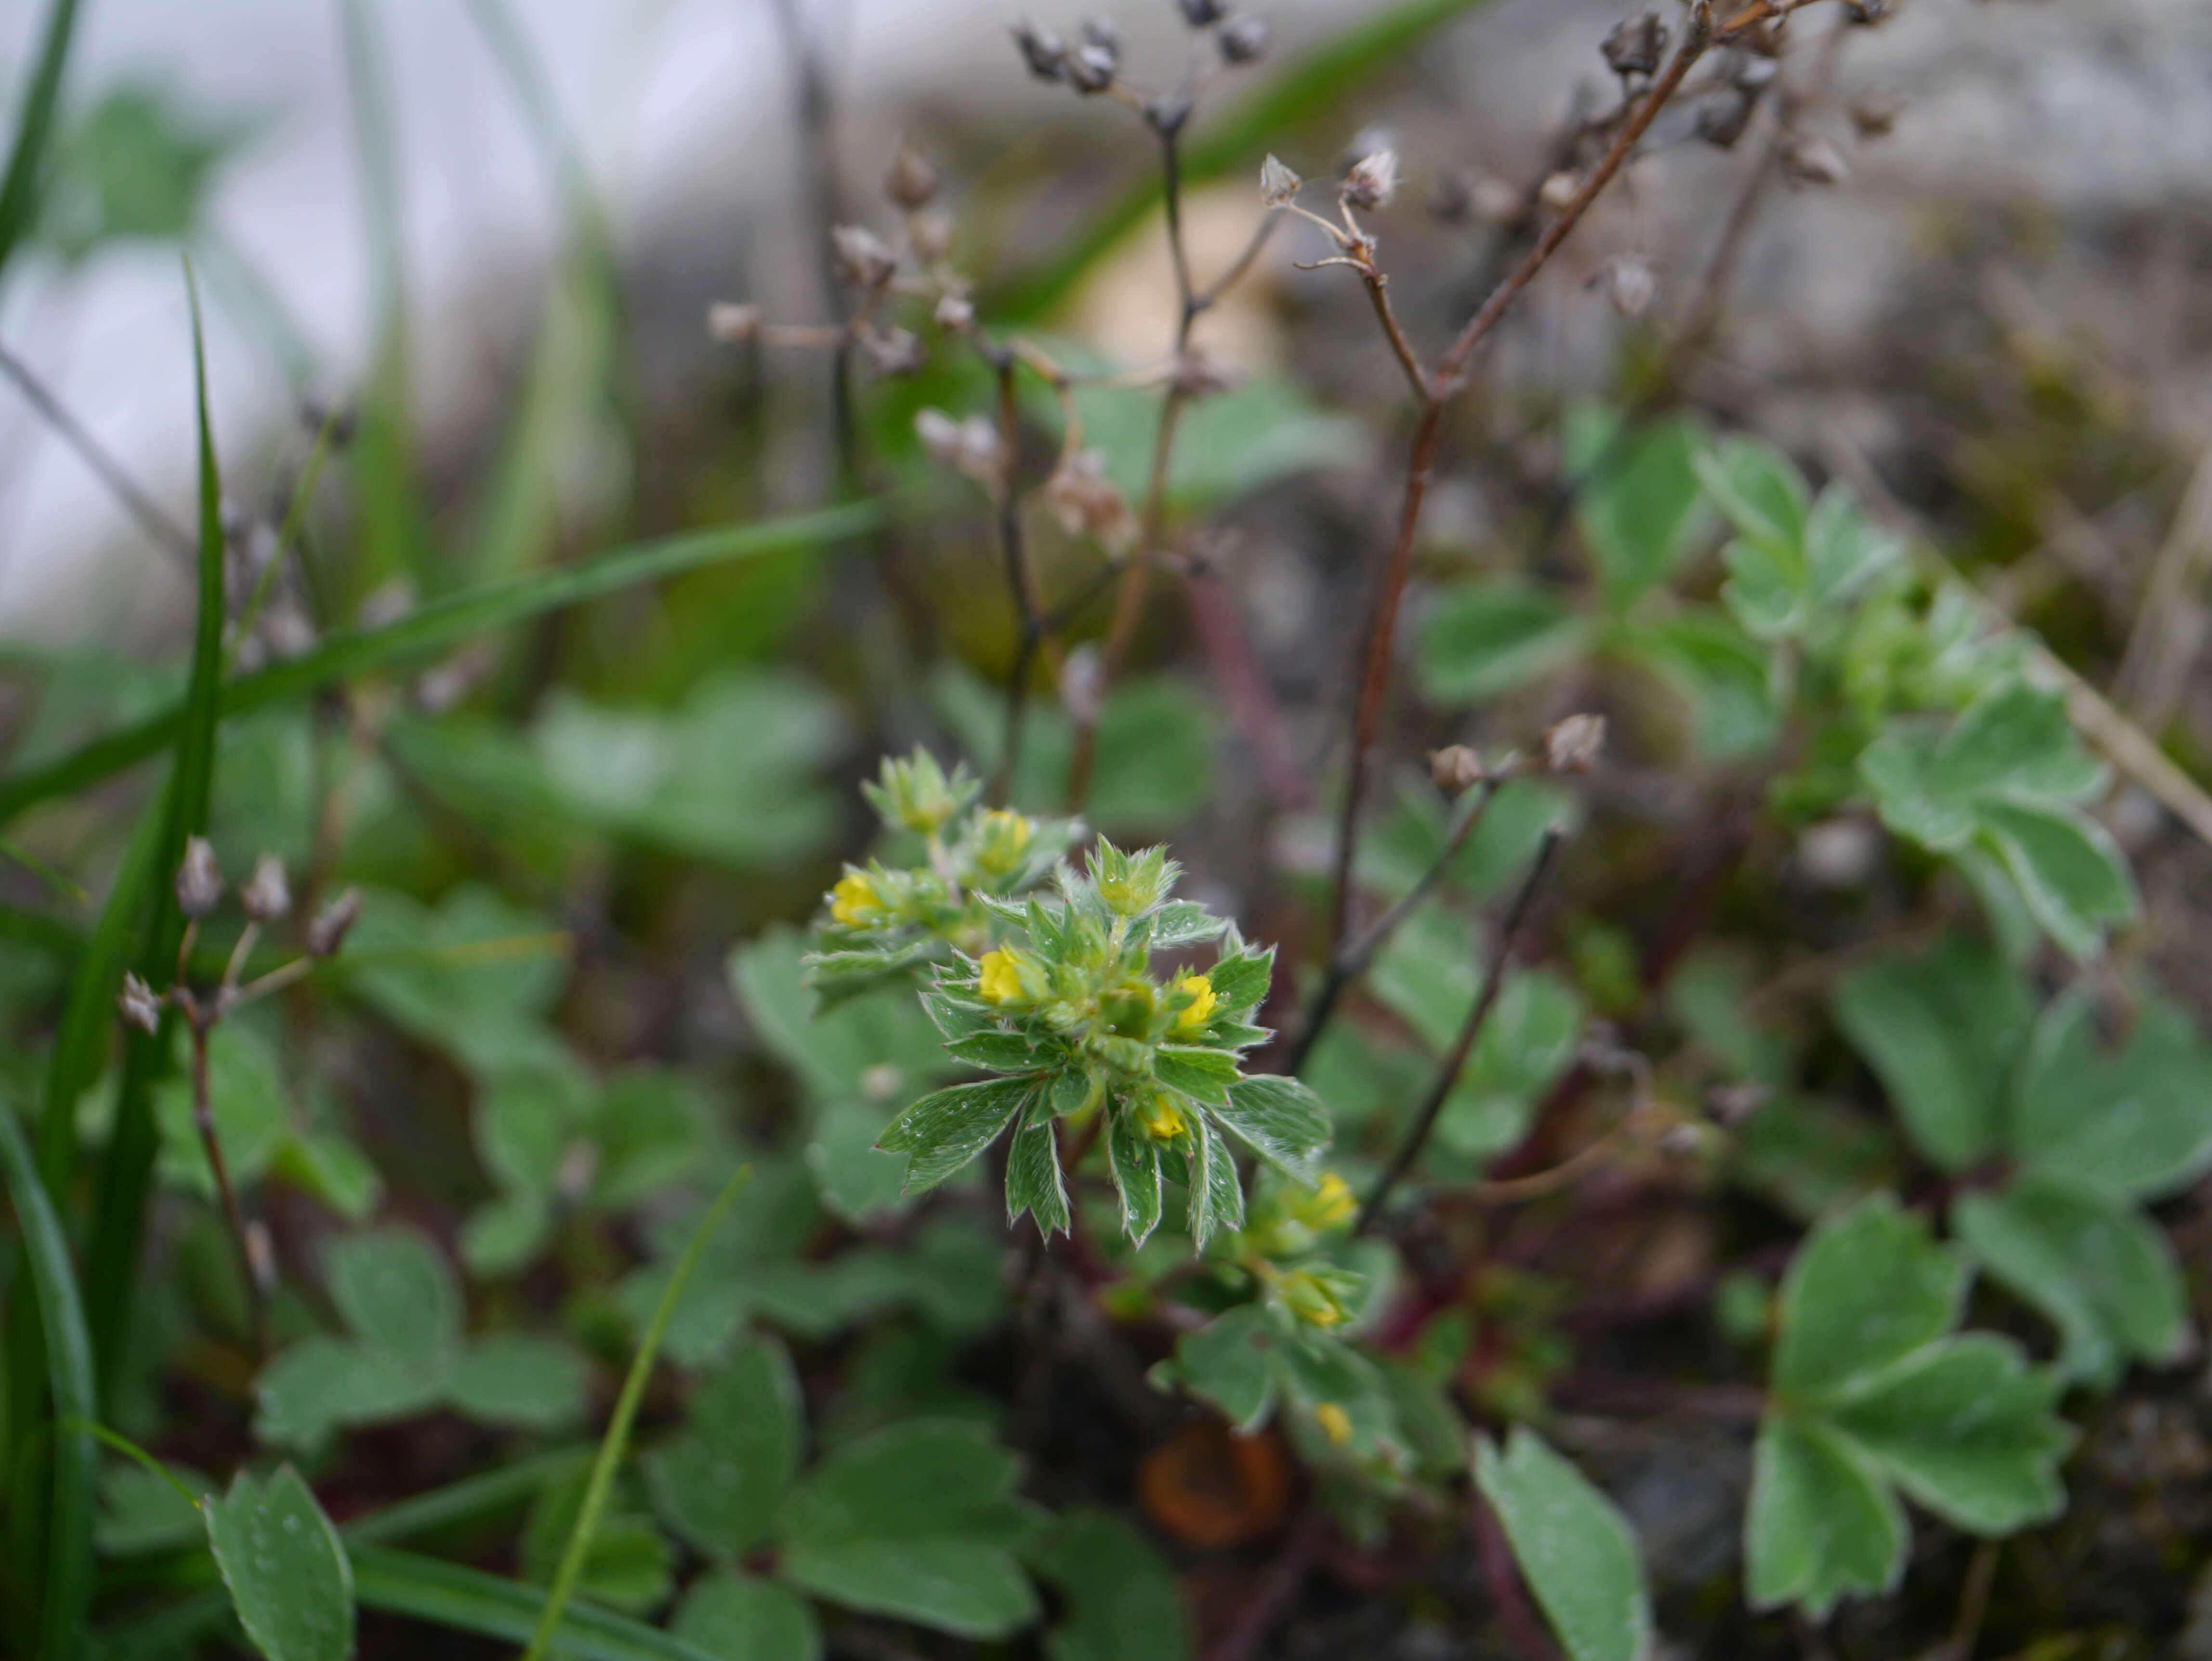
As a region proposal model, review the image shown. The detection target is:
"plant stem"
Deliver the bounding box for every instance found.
[1319,11,1716,963]
[0,341,195,566]
[1356,825,1562,1235]
[517,1162,751,1661]
[185,1012,267,1358]
[1286,772,1510,1075]
[988,351,1042,806]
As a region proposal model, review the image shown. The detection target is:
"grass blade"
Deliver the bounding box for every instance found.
[0,1108,98,1660]
[991,0,1500,324]
[79,264,231,1381]
[0,500,884,831]
[355,1548,722,1661]
[0,0,84,279]
[521,1163,751,1661]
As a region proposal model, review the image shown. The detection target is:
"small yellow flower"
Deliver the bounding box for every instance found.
[1314,1402,1352,1446]
[1172,972,1217,1032]
[974,808,1034,873]
[1138,1091,1187,1141]
[830,870,882,926]
[977,949,1025,1004]
[1308,1172,1356,1231]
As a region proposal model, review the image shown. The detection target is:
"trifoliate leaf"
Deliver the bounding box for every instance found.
[879,1077,1037,1192]
[648,1337,803,1559]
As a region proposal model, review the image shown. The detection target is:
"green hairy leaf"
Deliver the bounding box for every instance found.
[1476,1429,1654,1661]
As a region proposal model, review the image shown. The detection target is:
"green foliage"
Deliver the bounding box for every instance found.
[1024,1507,1193,1661]
[155,1022,381,1222]
[257,1227,586,1449]
[1475,1429,1654,1661]
[1858,681,2133,955]
[1838,939,2212,1382]
[1747,1197,2071,1618]
[204,1466,354,1661]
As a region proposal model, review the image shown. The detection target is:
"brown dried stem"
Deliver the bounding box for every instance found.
[1356,824,1564,1235]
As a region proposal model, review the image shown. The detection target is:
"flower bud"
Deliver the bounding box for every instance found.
[1340,148,1400,212]
[1259,154,1302,209]
[1216,14,1268,63]
[175,836,224,920]
[1168,349,1239,400]
[933,291,975,332]
[1429,745,1487,795]
[1066,41,1117,93]
[306,888,363,958]
[119,972,164,1035]
[1177,0,1228,25]
[829,224,897,289]
[1537,170,1580,212]
[1011,19,1068,80]
[1601,11,1668,78]
[1542,713,1607,774]
[706,302,760,343]
[241,853,292,923]
[884,141,939,210]
[1849,95,1900,140]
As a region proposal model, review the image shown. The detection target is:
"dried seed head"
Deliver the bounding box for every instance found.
[915,409,1006,487]
[1061,643,1105,726]
[119,972,164,1035]
[1146,87,1196,134]
[1594,253,1657,318]
[934,291,976,332]
[1708,1081,1771,1127]
[884,141,940,210]
[1012,19,1068,79]
[1066,41,1117,92]
[705,301,761,343]
[1177,0,1228,25]
[1080,16,1123,54]
[1780,133,1850,187]
[1341,148,1400,212]
[1695,90,1758,149]
[830,224,898,289]
[1601,11,1668,78]
[1217,14,1269,63]
[1045,449,1137,552]
[241,854,292,923]
[175,836,224,920]
[1542,712,1607,774]
[306,888,363,959]
[1537,170,1580,213]
[909,210,955,265]
[1429,744,1487,795]
[1259,153,1302,208]
[859,325,928,378]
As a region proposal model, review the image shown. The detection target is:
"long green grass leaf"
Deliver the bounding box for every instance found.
[355,1548,722,1661]
[520,1163,751,1661]
[991,0,1499,323]
[0,1108,98,1660]
[0,501,883,830]
[80,265,231,1381]
[0,0,84,278]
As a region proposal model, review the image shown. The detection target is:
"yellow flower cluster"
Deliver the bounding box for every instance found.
[1171,972,1217,1032]
[830,870,885,927]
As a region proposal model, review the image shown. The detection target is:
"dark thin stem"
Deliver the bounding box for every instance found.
[0,340,196,566]
[186,1012,267,1358]
[1360,269,1431,403]
[1320,11,1719,965]
[1193,213,1277,313]
[1204,1508,1329,1661]
[988,352,1040,806]
[1356,825,1563,1235]
[1286,775,1507,1075]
